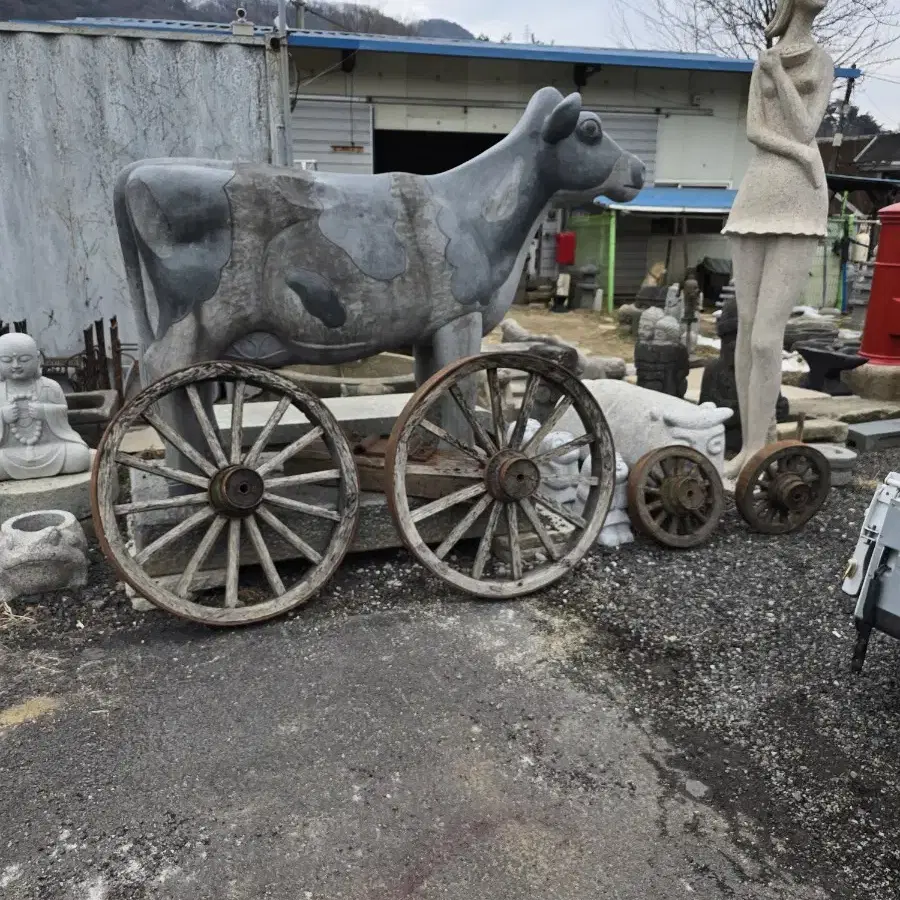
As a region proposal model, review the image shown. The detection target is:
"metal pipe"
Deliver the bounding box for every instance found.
[277,0,293,167]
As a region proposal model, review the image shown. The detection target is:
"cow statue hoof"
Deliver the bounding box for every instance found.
[91,362,360,627]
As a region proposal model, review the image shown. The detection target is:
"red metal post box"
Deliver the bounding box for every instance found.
[860,201,900,365]
[556,231,576,266]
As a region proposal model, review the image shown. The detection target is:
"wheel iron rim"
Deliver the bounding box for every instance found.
[209,465,265,517]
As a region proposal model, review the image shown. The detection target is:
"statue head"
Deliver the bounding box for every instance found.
[638,307,664,343]
[0,333,41,383]
[765,0,827,41]
[654,315,682,345]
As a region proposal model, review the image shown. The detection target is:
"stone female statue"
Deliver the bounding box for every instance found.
[0,333,91,480]
[722,0,833,478]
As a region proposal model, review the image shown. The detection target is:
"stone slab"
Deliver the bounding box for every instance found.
[775,418,848,443]
[0,451,96,524]
[785,395,900,425]
[842,363,900,402]
[847,419,900,452]
[685,379,829,406]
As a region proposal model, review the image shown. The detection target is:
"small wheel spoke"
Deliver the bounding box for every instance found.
[435,493,493,560]
[114,492,209,516]
[419,419,487,463]
[473,501,503,580]
[185,384,228,468]
[532,490,587,529]
[410,483,487,525]
[646,498,663,513]
[230,380,247,464]
[505,502,523,580]
[256,505,323,565]
[245,514,285,596]
[486,368,507,449]
[116,452,210,491]
[244,395,293,468]
[448,383,497,455]
[521,396,574,456]
[225,517,241,608]
[256,426,326,477]
[263,492,342,522]
[519,497,562,562]
[509,373,542,450]
[176,515,227,598]
[264,469,342,489]
[135,506,216,565]
[530,433,594,464]
[143,410,218,477]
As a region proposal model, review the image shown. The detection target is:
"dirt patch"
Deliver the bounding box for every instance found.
[0,695,61,728]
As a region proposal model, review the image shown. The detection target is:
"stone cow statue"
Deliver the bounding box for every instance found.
[114,86,644,458]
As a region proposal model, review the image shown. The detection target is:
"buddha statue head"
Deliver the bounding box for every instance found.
[0,333,41,384]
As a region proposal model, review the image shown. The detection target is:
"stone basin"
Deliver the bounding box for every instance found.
[276,352,416,398]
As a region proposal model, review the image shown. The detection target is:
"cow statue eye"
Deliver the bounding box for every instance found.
[577,118,603,144]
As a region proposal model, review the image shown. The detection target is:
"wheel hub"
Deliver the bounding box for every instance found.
[772,472,812,512]
[209,465,265,516]
[485,450,541,502]
[661,474,706,513]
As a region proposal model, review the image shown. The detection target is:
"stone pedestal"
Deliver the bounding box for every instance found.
[842,363,900,402]
[0,451,95,524]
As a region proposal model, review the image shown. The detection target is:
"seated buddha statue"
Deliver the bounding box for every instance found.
[0,333,91,480]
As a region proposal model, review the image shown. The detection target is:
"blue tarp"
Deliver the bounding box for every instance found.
[596,186,738,215]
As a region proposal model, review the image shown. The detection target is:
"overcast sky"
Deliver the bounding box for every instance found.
[377,0,900,131]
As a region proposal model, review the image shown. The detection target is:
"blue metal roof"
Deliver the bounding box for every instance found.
[30,18,862,78]
[597,186,738,214]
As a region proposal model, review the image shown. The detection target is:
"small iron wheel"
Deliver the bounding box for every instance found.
[385,352,617,599]
[627,446,725,549]
[734,439,831,534]
[92,361,360,626]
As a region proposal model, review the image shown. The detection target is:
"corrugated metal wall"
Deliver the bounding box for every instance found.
[291,99,374,174]
[601,113,659,184]
[0,31,271,355]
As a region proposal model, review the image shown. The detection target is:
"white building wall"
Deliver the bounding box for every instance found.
[0,30,272,355]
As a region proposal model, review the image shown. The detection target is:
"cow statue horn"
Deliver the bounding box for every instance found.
[542,92,583,144]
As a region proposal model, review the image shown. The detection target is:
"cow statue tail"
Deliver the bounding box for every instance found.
[113,163,156,350]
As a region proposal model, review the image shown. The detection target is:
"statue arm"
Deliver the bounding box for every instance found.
[744,69,808,164]
[767,50,833,144]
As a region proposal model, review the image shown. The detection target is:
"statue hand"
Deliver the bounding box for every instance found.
[801,146,824,189]
[758,49,780,74]
[1,404,18,424]
[26,402,40,419]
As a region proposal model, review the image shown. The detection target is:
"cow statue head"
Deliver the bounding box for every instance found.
[534,88,645,202]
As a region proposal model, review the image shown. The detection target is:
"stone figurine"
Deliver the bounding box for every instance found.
[721,0,833,478]
[577,454,633,548]
[0,333,91,480]
[634,307,689,397]
[115,87,645,470]
[509,419,581,505]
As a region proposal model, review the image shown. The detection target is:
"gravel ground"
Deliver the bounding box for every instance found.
[2,449,899,898]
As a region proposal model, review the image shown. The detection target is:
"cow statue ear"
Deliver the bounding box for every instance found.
[542,93,583,145]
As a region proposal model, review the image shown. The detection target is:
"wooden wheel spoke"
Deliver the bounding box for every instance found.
[509,373,541,450]
[185,384,228,468]
[486,368,507,449]
[245,514,285,596]
[135,506,216,565]
[448,383,497,454]
[472,501,503,580]
[505,502,524,580]
[230,379,247,464]
[419,419,487,463]
[264,468,342,489]
[410,483,487,525]
[176,515,227,598]
[532,490,587,529]
[244,395,293,468]
[256,505,323,565]
[143,409,218,477]
[225,517,241,608]
[114,491,209,516]
[435,493,493,560]
[519,497,562,562]
[521,396,574,456]
[115,452,210,491]
[263,492,342,522]
[530,433,594,464]
[256,426,326,477]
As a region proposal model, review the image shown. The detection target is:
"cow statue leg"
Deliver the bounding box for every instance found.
[417,311,483,446]
[141,316,218,495]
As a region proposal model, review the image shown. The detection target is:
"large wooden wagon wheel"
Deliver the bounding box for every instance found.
[627,446,725,549]
[92,362,360,626]
[734,439,831,534]
[385,352,616,598]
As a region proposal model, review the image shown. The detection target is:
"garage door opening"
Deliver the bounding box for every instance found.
[374,129,504,175]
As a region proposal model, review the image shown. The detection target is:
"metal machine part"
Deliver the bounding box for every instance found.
[842,472,900,671]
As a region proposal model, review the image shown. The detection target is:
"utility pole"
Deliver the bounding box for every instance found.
[829,69,857,173]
